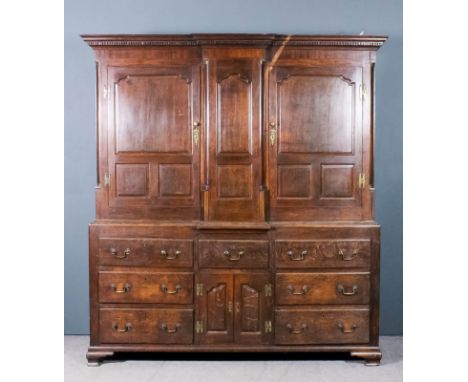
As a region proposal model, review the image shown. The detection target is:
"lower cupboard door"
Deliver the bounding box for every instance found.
[275,308,370,345]
[99,308,193,344]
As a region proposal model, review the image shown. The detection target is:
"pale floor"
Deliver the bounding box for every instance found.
[65,336,402,382]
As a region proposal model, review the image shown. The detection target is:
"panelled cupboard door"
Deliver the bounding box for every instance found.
[205,59,264,221]
[267,65,364,220]
[106,65,201,219]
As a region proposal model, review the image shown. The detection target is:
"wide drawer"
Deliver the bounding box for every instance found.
[198,240,268,269]
[275,308,370,345]
[98,238,193,268]
[99,271,193,304]
[99,308,193,344]
[275,272,370,305]
[275,239,371,269]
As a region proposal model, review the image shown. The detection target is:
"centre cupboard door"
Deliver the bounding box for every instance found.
[267,65,364,220]
[196,273,272,345]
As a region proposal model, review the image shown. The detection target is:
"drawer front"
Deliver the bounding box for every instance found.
[198,240,269,269]
[98,238,193,268]
[99,271,193,304]
[99,308,193,344]
[275,308,370,345]
[275,240,371,269]
[276,273,370,305]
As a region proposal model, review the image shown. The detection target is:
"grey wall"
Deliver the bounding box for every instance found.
[65,0,402,335]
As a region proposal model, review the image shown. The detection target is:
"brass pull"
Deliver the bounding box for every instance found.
[161,249,180,260]
[112,322,132,333]
[228,301,233,313]
[338,249,358,261]
[110,248,130,259]
[338,322,357,334]
[160,284,182,295]
[287,285,309,295]
[223,250,244,261]
[337,284,358,296]
[286,323,307,334]
[161,323,181,334]
[193,122,200,146]
[269,122,277,146]
[287,250,308,261]
[110,283,131,294]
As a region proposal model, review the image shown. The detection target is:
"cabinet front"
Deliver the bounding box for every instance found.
[105,64,201,219]
[267,65,364,220]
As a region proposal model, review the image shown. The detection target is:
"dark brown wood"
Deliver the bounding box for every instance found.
[84,33,386,366]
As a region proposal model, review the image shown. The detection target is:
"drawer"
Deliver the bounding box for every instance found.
[275,308,370,345]
[275,239,371,269]
[275,272,370,305]
[99,308,193,344]
[99,271,193,304]
[198,240,268,269]
[98,238,193,268]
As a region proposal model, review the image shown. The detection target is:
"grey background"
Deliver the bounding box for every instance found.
[65,0,402,335]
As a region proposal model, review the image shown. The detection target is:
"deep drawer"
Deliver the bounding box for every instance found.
[98,238,193,268]
[275,272,370,305]
[98,271,193,304]
[198,240,269,269]
[275,239,371,269]
[275,308,370,345]
[99,308,193,344]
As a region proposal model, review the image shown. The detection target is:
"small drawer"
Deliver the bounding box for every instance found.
[275,240,371,269]
[275,272,370,305]
[98,238,193,268]
[99,308,193,344]
[275,308,370,345]
[99,271,193,304]
[198,240,268,269]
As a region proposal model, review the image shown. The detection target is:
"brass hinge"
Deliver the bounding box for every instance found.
[193,122,200,146]
[265,320,272,333]
[196,283,203,296]
[103,85,109,99]
[359,84,366,100]
[104,173,110,187]
[358,173,366,189]
[264,283,272,297]
[195,320,204,334]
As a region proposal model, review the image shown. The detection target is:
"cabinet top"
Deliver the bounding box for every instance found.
[81,34,387,49]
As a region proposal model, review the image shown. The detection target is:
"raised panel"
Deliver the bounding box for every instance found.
[321,164,354,198]
[115,164,148,196]
[115,74,191,153]
[240,284,260,332]
[159,164,192,197]
[278,75,354,154]
[217,74,251,154]
[217,165,252,198]
[277,165,312,198]
[207,284,228,331]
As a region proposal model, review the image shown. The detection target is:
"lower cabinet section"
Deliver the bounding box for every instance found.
[99,308,194,344]
[275,308,370,345]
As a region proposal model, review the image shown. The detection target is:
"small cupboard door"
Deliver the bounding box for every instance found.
[105,65,201,219]
[196,274,234,345]
[234,273,273,345]
[267,65,364,220]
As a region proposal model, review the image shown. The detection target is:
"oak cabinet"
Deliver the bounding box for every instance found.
[84,34,386,366]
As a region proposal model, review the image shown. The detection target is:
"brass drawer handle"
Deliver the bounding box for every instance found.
[287,285,309,295]
[112,322,132,333]
[161,323,181,334]
[160,284,182,295]
[338,322,357,334]
[286,323,307,334]
[338,249,358,261]
[223,250,244,261]
[161,249,181,260]
[337,284,358,296]
[110,248,130,259]
[110,283,131,294]
[287,250,308,261]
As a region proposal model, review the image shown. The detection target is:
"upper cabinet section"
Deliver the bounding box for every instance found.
[83,34,386,221]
